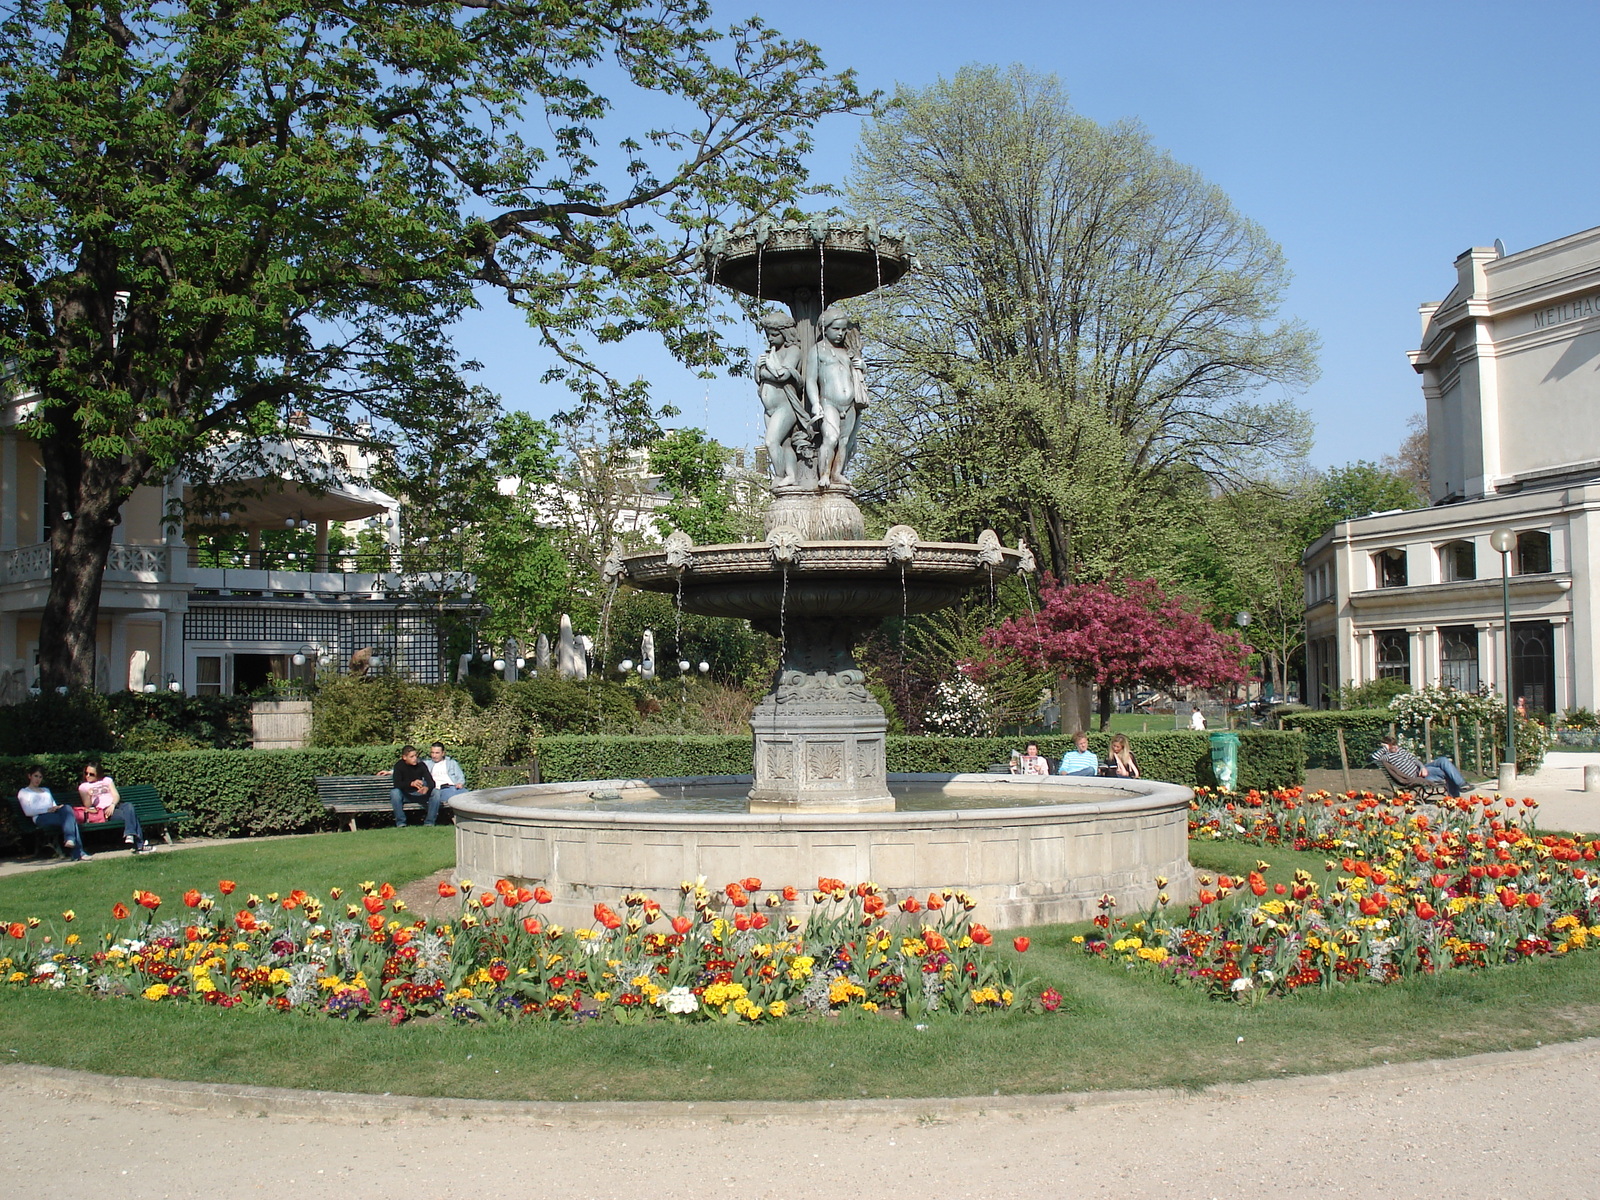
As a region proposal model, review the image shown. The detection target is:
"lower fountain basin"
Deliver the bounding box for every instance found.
[451,774,1195,931]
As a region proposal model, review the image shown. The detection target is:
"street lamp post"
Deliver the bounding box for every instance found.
[1489,528,1517,773]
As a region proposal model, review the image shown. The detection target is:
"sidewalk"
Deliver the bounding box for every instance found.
[1474,750,1600,835]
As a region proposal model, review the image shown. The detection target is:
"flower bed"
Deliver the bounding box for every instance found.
[0,877,1041,1023]
[1080,785,1599,999]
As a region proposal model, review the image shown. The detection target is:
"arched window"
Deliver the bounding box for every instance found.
[1373,548,1408,588]
[1439,626,1479,691]
[1516,531,1551,575]
[1375,629,1411,682]
[1439,540,1476,582]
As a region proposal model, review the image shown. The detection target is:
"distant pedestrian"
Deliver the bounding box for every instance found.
[1189,708,1206,731]
[1058,732,1099,777]
[424,742,466,824]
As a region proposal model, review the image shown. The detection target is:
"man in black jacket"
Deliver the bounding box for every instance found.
[378,745,435,827]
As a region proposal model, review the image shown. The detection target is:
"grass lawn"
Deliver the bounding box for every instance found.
[0,829,1595,1102]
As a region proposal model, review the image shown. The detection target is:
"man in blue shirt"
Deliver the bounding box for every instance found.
[1058,731,1099,776]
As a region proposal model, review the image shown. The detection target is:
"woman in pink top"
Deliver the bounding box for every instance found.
[78,762,146,852]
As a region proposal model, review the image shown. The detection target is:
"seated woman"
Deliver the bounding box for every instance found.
[1104,733,1140,778]
[18,766,91,861]
[79,761,146,852]
[1014,742,1051,775]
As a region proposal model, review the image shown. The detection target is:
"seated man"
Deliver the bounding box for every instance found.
[1370,732,1466,798]
[1058,732,1099,777]
[1015,742,1050,776]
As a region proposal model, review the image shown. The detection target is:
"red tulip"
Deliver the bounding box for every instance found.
[437,881,458,898]
[218,880,236,895]
[969,924,993,946]
[1274,883,1287,895]
[740,876,761,891]
[733,912,751,932]
[183,889,202,908]
[1498,888,1519,910]
[533,886,552,905]
[671,916,692,935]
[522,917,542,935]
[1415,901,1437,920]
[363,895,385,914]
[366,914,384,931]
[1198,890,1217,906]
[1430,873,1449,889]
[782,885,799,902]
[133,890,161,911]
[593,903,622,930]
[1012,936,1030,953]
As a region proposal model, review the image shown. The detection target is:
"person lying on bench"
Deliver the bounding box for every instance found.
[1370,733,1465,798]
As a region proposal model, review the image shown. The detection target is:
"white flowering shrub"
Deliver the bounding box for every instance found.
[921,673,999,737]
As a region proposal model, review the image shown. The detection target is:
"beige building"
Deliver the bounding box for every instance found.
[1305,226,1600,713]
[0,400,464,698]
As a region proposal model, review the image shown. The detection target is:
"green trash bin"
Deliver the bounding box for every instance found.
[1209,730,1240,792]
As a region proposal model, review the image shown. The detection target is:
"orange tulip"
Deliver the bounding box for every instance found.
[782,885,799,902]
[522,917,542,935]
[671,916,692,935]
[1415,901,1437,920]
[183,890,202,908]
[1012,937,1030,953]
[969,924,993,946]
[740,876,762,891]
[218,880,236,895]
[533,886,552,904]
[5,922,23,939]
[366,914,384,931]
[378,883,396,900]
[437,882,458,898]
[362,895,385,914]
[593,903,622,931]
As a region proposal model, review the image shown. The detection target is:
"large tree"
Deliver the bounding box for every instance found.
[0,0,867,687]
[983,578,1249,730]
[849,64,1317,581]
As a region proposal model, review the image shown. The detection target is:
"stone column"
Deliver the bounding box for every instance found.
[0,433,16,547]
[747,616,893,812]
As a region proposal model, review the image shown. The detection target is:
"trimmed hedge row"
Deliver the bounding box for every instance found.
[1279,709,1395,770]
[535,731,1305,791]
[0,747,488,846]
[0,729,1306,849]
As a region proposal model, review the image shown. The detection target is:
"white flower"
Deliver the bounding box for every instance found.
[657,985,699,1014]
[33,962,56,976]
[1230,976,1253,994]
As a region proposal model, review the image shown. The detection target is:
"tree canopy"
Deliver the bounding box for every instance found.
[0,0,868,686]
[982,578,1249,729]
[849,64,1317,582]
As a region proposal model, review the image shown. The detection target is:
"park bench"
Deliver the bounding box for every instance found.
[9,783,187,856]
[316,774,426,830]
[1376,757,1449,801]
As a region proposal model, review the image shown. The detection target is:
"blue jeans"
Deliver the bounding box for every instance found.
[32,807,84,858]
[111,801,144,846]
[391,787,434,827]
[428,785,462,825]
[1424,756,1466,797]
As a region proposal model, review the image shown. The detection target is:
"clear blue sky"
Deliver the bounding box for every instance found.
[450,1,1600,471]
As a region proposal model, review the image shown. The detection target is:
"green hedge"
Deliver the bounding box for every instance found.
[534,731,1304,790]
[1279,709,1395,770]
[0,746,489,846]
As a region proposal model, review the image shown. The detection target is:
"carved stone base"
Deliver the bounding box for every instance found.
[764,489,865,540]
[746,614,892,809]
[749,711,894,811]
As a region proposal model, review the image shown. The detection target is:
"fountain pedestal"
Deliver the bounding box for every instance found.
[747,615,892,811]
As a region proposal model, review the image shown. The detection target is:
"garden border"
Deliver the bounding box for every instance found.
[6,1037,1596,1125]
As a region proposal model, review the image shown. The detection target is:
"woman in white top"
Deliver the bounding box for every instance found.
[18,767,91,861]
[78,762,145,852]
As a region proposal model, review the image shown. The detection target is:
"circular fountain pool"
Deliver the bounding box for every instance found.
[451,774,1194,930]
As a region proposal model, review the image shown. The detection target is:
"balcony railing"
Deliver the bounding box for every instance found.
[0,543,473,599]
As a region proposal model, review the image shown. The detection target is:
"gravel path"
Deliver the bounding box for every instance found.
[6,1040,1599,1198]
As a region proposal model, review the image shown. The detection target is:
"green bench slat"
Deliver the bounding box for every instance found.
[315,775,427,828]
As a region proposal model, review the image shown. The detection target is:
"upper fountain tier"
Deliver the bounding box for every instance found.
[703,218,915,306]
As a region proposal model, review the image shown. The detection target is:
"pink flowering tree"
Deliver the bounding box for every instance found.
[980,579,1250,731]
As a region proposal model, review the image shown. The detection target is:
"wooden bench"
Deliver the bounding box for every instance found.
[315,775,427,830]
[1376,757,1449,800]
[9,783,187,856]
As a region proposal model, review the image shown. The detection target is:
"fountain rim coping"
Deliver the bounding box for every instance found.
[617,538,1027,557]
[449,772,1193,828]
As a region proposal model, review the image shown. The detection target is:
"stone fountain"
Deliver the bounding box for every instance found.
[450,218,1194,928]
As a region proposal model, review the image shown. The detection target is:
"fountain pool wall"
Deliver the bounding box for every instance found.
[450,774,1195,930]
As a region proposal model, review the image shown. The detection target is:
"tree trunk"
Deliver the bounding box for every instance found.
[1097,683,1113,731]
[36,434,127,691]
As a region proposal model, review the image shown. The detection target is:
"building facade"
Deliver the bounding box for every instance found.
[1305,226,1600,713]
[0,403,465,698]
